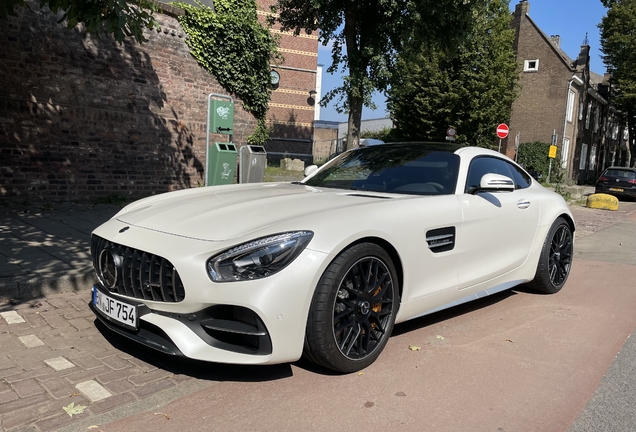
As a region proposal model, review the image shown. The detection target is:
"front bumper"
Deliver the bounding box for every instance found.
[90,221,331,365]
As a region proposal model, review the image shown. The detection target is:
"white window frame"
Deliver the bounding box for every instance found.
[561,138,570,168]
[523,59,539,72]
[566,89,575,123]
[579,143,588,170]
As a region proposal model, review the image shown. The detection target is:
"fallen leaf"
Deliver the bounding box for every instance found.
[409,345,421,351]
[87,426,100,430]
[435,335,445,340]
[63,402,86,417]
[505,339,514,343]
[358,372,364,376]
[395,391,407,397]
[70,392,80,397]
[154,412,170,419]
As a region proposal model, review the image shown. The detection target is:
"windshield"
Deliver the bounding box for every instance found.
[304,143,461,195]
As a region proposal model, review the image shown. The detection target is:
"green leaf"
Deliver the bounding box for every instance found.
[63,402,87,417]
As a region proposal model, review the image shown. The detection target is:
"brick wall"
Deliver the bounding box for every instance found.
[0,5,256,202]
[506,7,573,159]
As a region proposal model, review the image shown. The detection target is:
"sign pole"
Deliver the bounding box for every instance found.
[498,138,502,153]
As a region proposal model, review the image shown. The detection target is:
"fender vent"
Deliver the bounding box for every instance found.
[426,227,456,253]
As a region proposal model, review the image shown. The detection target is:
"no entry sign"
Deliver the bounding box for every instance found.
[496,123,509,139]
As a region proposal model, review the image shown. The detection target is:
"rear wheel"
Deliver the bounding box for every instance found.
[304,243,398,373]
[529,217,573,294]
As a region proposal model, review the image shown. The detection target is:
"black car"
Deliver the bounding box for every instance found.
[595,167,636,199]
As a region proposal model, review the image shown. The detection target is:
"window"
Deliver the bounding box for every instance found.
[594,108,600,133]
[523,59,539,72]
[585,103,592,129]
[579,143,588,170]
[465,157,530,194]
[589,145,597,170]
[579,101,584,121]
[561,138,570,168]
[566,89,575,123]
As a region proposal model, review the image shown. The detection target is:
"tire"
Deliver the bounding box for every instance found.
[528,217,573,294]
[304,243,399,373]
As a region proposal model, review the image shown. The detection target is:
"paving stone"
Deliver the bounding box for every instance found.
[19,334,45,348]
[0,408,38,431]
[127,357,158,372]
[36,394,90,418]
[42,314,71,329]
[44,357,76,371]
[22,312,49,328]
[101,355,134,371]
[131,377,176,399]
[128,369,173,386]
[34,412,77,431]
[9,350,56,370]
[102,378,135,395]
[12,378,46,397]
[88,391,136,415]
[68,318,93,331]
[44,335,76,350]
[0,310,26,324]
[0,354,18,371]
[65,354,102,370]
[63,365,110,384]
[3,367,53,384]
[0,392,50,415]
[75,379,112,402]
[0,389,19,404]
[40,377,76,399]
[97,368,139,384]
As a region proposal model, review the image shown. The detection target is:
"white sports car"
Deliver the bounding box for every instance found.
[90,142,574,373]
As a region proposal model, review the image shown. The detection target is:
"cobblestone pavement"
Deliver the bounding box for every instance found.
[0,289,216,432]
[569,200,636,238]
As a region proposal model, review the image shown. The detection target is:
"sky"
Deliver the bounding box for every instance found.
[316,0,609,123]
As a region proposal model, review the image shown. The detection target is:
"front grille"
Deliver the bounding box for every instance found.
[91,235,186,303]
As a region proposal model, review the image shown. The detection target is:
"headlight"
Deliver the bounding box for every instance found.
[207,231,314,282]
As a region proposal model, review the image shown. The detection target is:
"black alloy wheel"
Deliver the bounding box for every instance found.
[304,243,398,373]
[529,217,573,294]
[548,223,573,287]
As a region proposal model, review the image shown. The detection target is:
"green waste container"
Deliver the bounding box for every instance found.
[207,142,238,186]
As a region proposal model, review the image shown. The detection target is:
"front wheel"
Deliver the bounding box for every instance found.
[304,243,399,373]
[529,217,573,294]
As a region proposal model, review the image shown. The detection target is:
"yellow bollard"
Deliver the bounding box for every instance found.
[586,193,619,211]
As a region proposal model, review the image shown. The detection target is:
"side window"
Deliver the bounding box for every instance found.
[507,162,532,189]
[465,157,514,193]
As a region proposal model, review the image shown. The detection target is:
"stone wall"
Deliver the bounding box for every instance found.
[0,4,256,202]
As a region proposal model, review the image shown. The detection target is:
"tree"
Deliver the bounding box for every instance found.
[599,0,636,166]
[387,0,519,148]
[275,0,487,150]
[1,0,158,43]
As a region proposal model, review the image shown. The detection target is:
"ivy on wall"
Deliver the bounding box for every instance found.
[172,0,281,144]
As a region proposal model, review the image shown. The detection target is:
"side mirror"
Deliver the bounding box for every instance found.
[475,173,515,193]
[304,165,318,177]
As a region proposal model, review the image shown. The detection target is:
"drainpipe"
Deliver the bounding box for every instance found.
[562,74,584,171]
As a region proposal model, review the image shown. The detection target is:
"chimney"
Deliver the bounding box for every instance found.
[515,0,530,16]
[550,35,561,48]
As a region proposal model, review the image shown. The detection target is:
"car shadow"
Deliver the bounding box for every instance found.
[94,319,293,382]
[391,288,517,336]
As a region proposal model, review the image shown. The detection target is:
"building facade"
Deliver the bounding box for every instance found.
[507,0,627,184]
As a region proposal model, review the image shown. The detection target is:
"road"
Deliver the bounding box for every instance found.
[75,202,636,432]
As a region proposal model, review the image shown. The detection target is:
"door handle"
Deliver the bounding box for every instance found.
[517,200,531,209]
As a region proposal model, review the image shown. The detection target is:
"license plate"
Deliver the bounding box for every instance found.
[609,187,624,192]
[92,286,138,331]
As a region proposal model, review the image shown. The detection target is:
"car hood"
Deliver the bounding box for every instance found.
[116,183,396,242]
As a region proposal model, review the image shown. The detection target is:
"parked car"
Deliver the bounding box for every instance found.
[595,167,636,200]
[89,142,574,373]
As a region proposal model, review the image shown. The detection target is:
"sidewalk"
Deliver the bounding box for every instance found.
[0,202,214,431]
